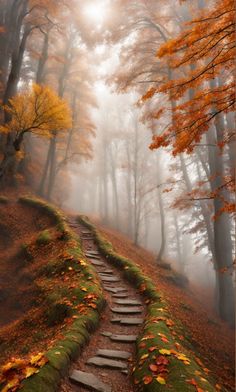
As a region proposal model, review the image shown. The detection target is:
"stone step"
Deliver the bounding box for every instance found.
[96,349,131,360]
[111,317,144,325]
[87,250,100,255]
[70,370,111,392]
[103,287,127,294]
[100,332,137,343]
[112,293,128,298]
[87,356,127,370]
[103,333,137,343]
[100,276,120,283]
[103,287,119,293]
[103,269,113,274]
[114,299,142,306]
[91,260,105,267]
[82,230,91,234]
[86,253,101,260]
[99,272,114,277]
[111,307,143,314]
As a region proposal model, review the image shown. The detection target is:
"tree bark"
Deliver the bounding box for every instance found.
[156,185,166,261]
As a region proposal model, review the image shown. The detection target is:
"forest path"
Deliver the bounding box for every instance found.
[60,217,146,392]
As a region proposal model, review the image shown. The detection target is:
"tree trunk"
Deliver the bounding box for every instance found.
[207,122,235,326]
[46,135,57,200]
[156,185,166,261]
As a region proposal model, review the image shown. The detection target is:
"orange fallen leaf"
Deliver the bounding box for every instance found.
[143,375,153,385]
[149,364,158,372]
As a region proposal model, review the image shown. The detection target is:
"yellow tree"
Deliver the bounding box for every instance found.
[0,84,71,184]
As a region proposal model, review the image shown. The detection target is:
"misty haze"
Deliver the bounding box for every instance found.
[0,1,235,392]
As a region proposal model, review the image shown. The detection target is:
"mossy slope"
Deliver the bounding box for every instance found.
[0,198,104,392]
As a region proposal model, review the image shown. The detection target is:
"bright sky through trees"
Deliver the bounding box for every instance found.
[83,1,107,27]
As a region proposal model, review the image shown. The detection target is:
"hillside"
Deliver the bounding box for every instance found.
[94,220,235,391]
[0,198,234,392]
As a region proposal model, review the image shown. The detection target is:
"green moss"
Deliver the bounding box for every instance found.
[36,230,52,245]
[46,348,70,375]
[45,303,72,327]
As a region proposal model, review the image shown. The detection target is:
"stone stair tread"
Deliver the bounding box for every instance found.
[109,334,138,343]
[87,356,127,370]
[114,299,142,306]
[91,260,105,266]
[101,331,112,337]
[104,287,127,292]
[111,307,143,314]
[87,250,99,255]
[112,293,128,298]
[100,276,120,282]
[96,349,131,360]
[111,317,144,325]
[86,253,101,260]
[103,287,119,293]
[99,272,114,276]
[70,370,112,392]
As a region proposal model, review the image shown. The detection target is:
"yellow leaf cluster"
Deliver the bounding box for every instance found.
[1,84,72,138]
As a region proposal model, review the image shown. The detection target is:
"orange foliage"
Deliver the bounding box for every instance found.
[145,0,235,154]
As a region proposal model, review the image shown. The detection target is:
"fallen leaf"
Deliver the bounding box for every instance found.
[149,364,158,372]
[143,375,153,385]
[159,349,171,355]
[156,376,166,385]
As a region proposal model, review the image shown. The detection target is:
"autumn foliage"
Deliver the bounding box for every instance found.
[144,0,235,154]
[1,84,72,144]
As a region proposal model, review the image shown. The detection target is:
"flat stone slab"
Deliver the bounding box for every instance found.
[111,307,143,314]
[103,287,119,293]
[100,276,120,282]
[87,357,127,370]
[114,299,142,306]
[87,250,100,255]
[96,349,131,360]
[112,293,128,298]
[99,271,113,276]
[111,317,144,325]
[109,334,138,343]
[104,287,127,293]
[99,272,114,277]
[70,370,111,392]
[90,260,105,267]
[101,331,112,337]
[103,269,113,274]
[86,253,101,260]
[82,230,91,234]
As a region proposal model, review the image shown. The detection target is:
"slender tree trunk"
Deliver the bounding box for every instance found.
[37,140,52,196]
[109,146,120,229]
[47,135,57,200]
[125,140,133,238]
[173,214,183,272]
[156,185,166,261]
